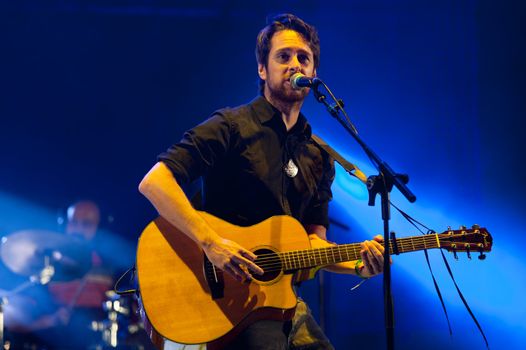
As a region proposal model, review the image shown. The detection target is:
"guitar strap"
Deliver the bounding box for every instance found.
[311,134,367,184]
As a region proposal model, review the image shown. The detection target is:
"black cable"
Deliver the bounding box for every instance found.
[114,265,137,295]
[390,201,489,349]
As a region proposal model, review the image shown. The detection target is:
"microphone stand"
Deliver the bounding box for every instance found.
[312,83,416,350]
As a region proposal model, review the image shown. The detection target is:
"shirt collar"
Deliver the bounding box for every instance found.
[249,95,280,124]
[249,95,311,137]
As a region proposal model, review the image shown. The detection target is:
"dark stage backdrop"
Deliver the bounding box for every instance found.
[1,1,525,349]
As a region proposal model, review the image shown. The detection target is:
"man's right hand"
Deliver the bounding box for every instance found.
[139,162,264,281]
[202,237,264,282]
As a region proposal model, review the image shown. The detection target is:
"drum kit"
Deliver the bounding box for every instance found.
[0,230,153,350]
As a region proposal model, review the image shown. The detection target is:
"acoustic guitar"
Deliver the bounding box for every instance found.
[136,212,492,347]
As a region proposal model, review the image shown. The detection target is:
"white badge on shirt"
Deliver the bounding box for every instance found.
[284,158,299,178]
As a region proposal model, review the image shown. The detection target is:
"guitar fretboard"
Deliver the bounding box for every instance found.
[279,234,441,270]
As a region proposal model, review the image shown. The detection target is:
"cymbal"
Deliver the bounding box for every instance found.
[1,229,92,279]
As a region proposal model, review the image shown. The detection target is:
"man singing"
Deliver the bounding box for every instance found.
[140,13,386,349]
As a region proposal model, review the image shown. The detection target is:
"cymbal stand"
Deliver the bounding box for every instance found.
[0,255,56,349]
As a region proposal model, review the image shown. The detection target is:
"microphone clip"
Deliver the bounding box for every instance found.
[329,99,345,115]
[314,89,344,115]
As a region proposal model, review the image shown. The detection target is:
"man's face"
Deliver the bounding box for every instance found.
[258,29,316,103]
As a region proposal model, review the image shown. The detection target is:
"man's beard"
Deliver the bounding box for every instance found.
[267,80,309,103]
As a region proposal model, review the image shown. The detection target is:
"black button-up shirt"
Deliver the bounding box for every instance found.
[158,96,335,229]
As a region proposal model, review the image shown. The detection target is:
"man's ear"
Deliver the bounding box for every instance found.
[258,63,267,81]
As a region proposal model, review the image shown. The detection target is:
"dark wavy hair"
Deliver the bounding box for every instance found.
[255,14,320,94]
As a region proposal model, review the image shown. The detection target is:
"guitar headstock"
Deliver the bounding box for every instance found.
[438,225,492,260]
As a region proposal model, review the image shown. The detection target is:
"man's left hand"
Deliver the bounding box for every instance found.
[360,235,391,277]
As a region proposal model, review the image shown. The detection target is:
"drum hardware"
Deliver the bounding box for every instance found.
[0,229,92,350]
[92,290,146,348]
[0,263,56,350]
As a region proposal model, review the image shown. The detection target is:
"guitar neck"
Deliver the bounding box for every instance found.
[280,234,441,270]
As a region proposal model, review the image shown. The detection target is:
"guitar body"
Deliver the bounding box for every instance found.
[136,212,311,346]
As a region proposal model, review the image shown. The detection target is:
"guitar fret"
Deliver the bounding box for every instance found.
[295,251,300,268]
[397,238,405,253]
[397,239,404,253]
[292,251,300,269]
[353,245,358,261]
[297,251,301,268]
[408,239,415,251]
[407,240,414,252]
[296,251,300,268]
[284,252,290,270]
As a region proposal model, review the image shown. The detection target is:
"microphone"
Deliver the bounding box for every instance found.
[290,73,322,90]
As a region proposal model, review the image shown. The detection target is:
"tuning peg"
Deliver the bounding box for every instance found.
[478,252,486,260]
[459,225,467,230]
[466,250,471,260]
[472,224,480,230]
[453,251,458,260]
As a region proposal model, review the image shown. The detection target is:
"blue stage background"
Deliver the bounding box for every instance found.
[1,1,525,349]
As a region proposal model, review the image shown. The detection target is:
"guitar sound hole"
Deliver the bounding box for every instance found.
[253,248,282,282]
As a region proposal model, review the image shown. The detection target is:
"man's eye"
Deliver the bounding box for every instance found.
[298,55,310,64]
[277,53,290,62]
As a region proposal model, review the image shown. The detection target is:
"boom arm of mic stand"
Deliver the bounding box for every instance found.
[313,85,416,203]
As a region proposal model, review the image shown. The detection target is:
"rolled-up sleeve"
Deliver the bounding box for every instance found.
[157,112,232,185]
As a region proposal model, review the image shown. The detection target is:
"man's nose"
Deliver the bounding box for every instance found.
[289,55,301,72]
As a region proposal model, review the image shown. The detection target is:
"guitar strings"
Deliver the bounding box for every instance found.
[204,234,477,274]
[202,234,466,272]
[204,237,446,274]
[250,235,442,265]
[241,234,466,272]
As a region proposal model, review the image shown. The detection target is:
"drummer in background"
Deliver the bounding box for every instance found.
[25,200,114,348]
[51,200,113,312]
